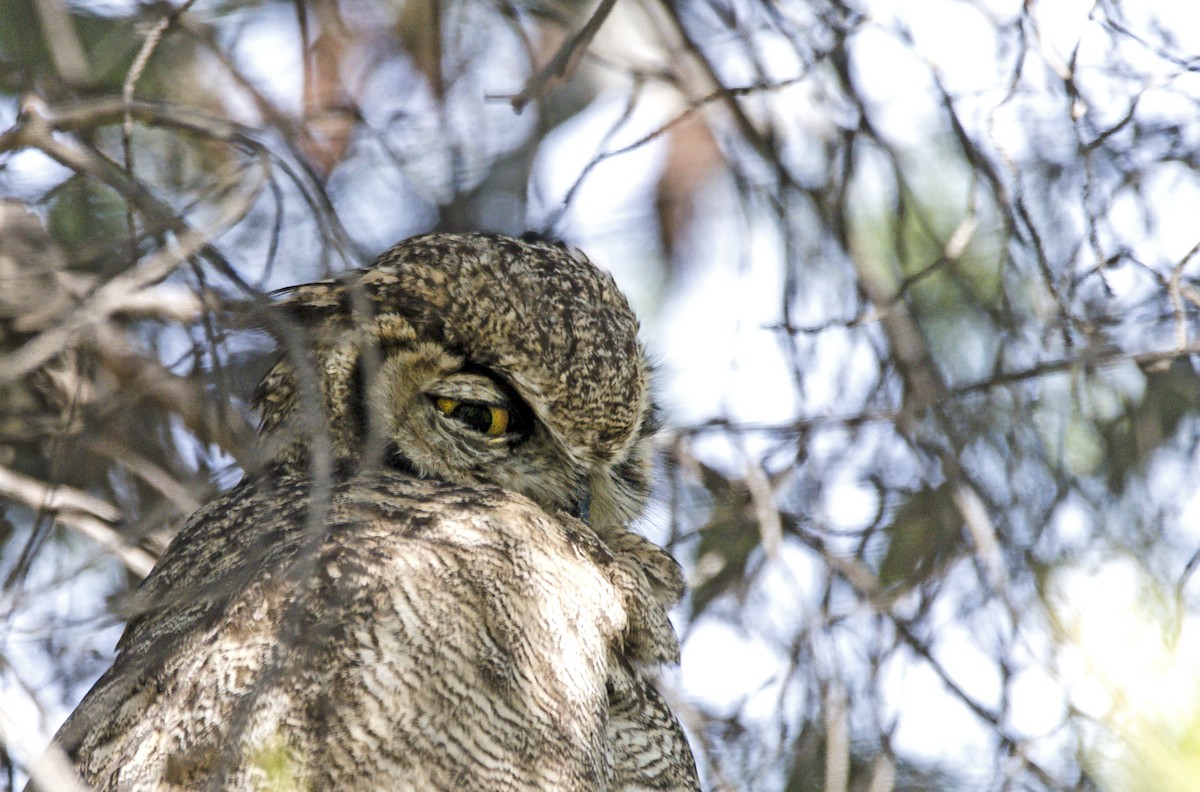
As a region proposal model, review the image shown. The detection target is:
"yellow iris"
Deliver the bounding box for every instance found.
[434,398,510,436]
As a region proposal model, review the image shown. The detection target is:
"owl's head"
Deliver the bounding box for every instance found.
[253,233,656,530]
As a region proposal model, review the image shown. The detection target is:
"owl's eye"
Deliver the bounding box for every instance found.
[434,397,511,437]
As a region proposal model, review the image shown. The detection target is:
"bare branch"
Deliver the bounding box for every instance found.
[824,681,849,792]
[0,110,260,382]
[507,0,620,113]
[31,0,88,84]
[0,464,153,577]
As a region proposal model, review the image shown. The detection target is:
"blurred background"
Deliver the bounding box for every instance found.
[2,0,1200,789]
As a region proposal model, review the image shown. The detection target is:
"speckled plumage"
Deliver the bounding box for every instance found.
[46,233,699,791]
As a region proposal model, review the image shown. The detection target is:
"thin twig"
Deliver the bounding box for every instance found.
[559,76,804,212]
[122,0,201,258]
[949,342,1200,396]
[1,98,252,150]
[507,0,619,112]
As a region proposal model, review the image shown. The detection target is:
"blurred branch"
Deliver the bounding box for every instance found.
[656,0,805,191]
[123,2,195,106]
[797,505,1058,786]
[0,465,118,523]
[83,435,202,515]
[0,233,213,384]
[890,616,1058,788]
[5,733,88,792]
[743,460,782,561]
[86,323,255,462]
[824,681,849,792]
[865,752,896,792]
[674,340,1200,444]
[792,523,883,601]
[0,464,153,577]
[949,342,1200,396]
[0,98,253,147]
[950,483,1005,588]
[507,0,619,113]
[0,98,261,384]
[122,0,201,212]
[31,0,88,84]
[565,76,803,205]
[0,94,357,271]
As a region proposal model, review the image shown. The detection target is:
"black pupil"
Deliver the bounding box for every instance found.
[451,403,494,433]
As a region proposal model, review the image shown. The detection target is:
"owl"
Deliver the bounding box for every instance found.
[37,233,700,791]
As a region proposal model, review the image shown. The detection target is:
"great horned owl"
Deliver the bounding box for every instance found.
[38,234,700,790]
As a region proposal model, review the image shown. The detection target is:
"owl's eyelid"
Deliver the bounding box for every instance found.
[428,371,516,409]
[425,393,512,412]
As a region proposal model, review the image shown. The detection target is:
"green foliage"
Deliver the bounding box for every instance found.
[0,0,142,94]
[689,462,775,617]
[46,175,129,265]
[1098,358,1200,491]
[877,483,964,591]
[781,724,966,792]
